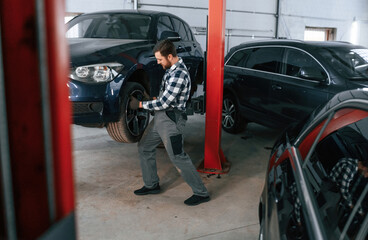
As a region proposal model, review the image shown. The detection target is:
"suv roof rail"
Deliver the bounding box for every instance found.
[333,41,352,44]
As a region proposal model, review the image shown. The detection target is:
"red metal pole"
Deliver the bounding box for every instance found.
[44,0,75,220]
[1,1,50,237]
[198,0,230,174]
[0,0,75,238]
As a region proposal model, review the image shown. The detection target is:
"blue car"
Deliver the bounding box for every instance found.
[66,10,204,142]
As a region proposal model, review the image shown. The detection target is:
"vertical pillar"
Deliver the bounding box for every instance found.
[0,0,75,238]
[198,0,230,174]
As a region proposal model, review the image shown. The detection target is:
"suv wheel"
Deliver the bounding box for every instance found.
[106,82,150,143]
[222,94,247,133]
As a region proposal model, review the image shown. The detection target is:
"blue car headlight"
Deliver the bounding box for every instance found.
[70,63,124,83]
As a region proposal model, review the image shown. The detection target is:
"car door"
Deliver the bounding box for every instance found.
[269,47,330,124]
[236,47,283,124]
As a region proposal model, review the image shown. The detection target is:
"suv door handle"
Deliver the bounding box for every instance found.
[272,85,282,91]
[193,43,197,48]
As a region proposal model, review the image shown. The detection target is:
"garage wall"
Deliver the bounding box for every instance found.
[65,0,134,13]
[281,0,368,47]
[65,0,368,51]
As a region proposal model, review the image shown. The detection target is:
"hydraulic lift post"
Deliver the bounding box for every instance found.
[0,0,75,239]
[198,0,230,174]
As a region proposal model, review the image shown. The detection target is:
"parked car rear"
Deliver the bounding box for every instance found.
[222,40,368,133]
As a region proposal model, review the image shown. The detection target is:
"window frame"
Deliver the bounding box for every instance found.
[156,15,175,40]
[281,46,331,84]
[171,17,189,41]
[225,45,331,85]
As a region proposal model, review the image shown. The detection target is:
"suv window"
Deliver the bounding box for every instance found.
[284,48,326,78]
[245,47,283,73]
[184,23,193,41]
[226,49,252,68]
[157,15,174,40]
[171,17,189,41]
[318,47,368,80]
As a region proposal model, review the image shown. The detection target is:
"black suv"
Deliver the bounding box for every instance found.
[66,10,204,142]
[222,40,368,133]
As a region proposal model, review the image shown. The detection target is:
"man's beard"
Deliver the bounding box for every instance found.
[163,64,171,69]
[162,57,172,69]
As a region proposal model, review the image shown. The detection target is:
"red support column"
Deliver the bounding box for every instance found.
[0,0,75,238]
[44,0,75,220]
[197,0,230,174]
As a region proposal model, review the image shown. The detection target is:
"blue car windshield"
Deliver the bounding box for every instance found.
[66,13,151,40]
[317,47,368,80]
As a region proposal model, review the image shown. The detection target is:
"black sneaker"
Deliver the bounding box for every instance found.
[134,184,161,195]
[184,195,210,206]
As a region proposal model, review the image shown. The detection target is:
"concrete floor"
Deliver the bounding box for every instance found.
[72,114,282,240]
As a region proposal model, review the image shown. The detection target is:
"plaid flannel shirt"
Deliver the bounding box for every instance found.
[291,157,360,223]
[329,157,358,207]
[142,58,190,111]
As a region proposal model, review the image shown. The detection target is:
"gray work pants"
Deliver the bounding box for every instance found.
[138,110,208,197]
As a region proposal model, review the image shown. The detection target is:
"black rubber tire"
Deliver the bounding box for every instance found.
[106,82,150,143]
[222,94,247,133]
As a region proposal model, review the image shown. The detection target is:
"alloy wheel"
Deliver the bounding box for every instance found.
[125,89,150,137]
[222,97,236,129]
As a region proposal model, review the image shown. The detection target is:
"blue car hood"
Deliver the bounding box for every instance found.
[68,38,150,67]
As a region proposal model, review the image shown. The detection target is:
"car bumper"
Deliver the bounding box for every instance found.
[68,76,125,125]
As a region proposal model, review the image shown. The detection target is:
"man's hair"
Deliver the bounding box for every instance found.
[153,39,177,57]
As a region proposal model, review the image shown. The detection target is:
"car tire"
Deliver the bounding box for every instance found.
[106,82,150,143]
[222,94,247,133]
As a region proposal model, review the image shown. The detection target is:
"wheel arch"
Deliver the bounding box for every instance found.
[194,60,204,85]
[190,60,204,96]
[123,69,150,95]
[223,87,240,104]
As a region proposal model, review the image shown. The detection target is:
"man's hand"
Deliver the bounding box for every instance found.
[129,96,140,110]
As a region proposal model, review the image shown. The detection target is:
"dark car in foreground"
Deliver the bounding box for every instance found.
[222,40,368,133]
[259,89,368,240]
[66,10,204,142]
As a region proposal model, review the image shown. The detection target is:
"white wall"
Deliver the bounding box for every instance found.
[65,0,368,51]
[65,0,132,13]
[280,0,368,46]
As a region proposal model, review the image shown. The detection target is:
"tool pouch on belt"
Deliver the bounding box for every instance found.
[165,110,177,123]
[165,109,188,123]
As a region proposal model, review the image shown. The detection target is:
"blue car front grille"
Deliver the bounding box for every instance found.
[72,102,103,114]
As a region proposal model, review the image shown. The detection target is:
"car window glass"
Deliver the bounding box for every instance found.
[171,17,188,41]
[66,19,93,38]
[318,47,368,80]
[305,116,368,239]
[284,49,327,79]
[245,47,283,73]
[66,14,151,39]
[226,49,251,68]
[157,16,174,40]
[184,23,193,41]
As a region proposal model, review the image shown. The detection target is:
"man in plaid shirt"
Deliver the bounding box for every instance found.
[129,40,210,206]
